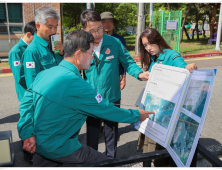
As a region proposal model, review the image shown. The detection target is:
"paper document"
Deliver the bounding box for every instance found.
[134,64,216,167]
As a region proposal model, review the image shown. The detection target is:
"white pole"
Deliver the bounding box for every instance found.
[135,3,144,54]
[150,3,153,22]
[5,3,11,50]
[215,3,222,51]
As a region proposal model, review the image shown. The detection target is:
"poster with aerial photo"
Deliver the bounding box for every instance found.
[134,64,216,167]
[143,93,175,129]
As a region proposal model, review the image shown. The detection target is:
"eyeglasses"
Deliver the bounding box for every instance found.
[81,50,94,57]
[88,27,103,35]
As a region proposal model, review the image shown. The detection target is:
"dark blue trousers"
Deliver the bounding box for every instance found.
[86,99,120,158]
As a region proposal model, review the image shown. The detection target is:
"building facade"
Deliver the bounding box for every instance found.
[0,3,63,57]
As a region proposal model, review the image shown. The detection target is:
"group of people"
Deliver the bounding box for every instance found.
[8,6,197,167]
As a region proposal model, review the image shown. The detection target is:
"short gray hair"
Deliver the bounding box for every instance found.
[64,30,94,58]
[35,6,60,25]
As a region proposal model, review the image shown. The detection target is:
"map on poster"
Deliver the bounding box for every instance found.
[170,112,199,165]
[134,64,216,167]
[182,80,210,118]
[143,93,175,129]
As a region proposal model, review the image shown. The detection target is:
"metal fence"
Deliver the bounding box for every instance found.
[152,10,182,52]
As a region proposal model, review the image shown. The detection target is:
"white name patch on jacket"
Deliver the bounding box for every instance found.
[106,55,114,60]
[95,93,103,103]
[26,62,35,68]
[14,61,21,66]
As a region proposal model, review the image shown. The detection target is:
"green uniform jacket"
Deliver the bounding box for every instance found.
[8,38,27,102]
[84,34,143,103]
[148,49,187,72]
[21,33,63,88]
[17,60,140,159]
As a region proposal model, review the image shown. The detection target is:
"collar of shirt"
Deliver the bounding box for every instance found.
[156,48,168,61]
[59,60,81,78]
[19,38,28,48]
[93,38,103,58]
[21,37,29,45]
[34,33,48,47]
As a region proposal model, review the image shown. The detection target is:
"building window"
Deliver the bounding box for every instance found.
[0,3,23,34]
[8,3,23,23]
[0,3,6,23]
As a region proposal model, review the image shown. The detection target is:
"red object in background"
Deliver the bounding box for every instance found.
[2,68,12,73]
[149,22,152,28]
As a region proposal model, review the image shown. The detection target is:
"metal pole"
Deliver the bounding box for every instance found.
[142,16,145,31]
[5,3,11,50]
[92,3,95,10]
[215,3,222,51]
[135,3,144,54]
[33,3,35,19]
[149,3,153,22]
[60,3,64,43]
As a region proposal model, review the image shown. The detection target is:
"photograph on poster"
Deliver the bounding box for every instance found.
[183,80,210,118]
[170,112,199,165]
[143,93,175,129]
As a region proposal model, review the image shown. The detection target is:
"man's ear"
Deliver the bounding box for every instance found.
[36,23,41,30]
[26,32,31,38]
[74,49,82,59]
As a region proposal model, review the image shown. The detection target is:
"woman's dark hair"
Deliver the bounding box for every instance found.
[139,28,171,71]
[80,10,101,29]
[24,21,36,35]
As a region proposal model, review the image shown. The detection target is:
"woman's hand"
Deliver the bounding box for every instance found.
[185,63,197,73]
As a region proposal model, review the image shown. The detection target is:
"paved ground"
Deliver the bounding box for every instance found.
[0,56,222,167]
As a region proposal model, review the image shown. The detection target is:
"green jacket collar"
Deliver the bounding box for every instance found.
[59,60,81,78]
[97,33,113,60]
[19,38,28,49]
[156,48,168,61]
[101,33,112,48]
[34,33,48,47]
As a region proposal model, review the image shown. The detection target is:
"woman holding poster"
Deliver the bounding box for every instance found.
[137,28,197,167]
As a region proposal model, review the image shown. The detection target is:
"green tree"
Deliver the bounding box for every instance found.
[63,3,86,33]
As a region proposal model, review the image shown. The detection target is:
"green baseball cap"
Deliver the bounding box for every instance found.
[100,12,119,25]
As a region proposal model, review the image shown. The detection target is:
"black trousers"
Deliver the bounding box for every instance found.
[33,145,108,167]
[86,99,120,158]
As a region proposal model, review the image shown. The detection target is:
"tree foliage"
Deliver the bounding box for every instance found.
[63,3,86,32]
[63,3,219,39]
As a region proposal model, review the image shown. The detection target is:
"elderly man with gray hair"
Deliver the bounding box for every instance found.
[18,29,154,166]
[21,6,64,89]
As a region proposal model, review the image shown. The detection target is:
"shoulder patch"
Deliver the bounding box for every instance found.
[95,93,103,103]
[172,55,181,60]
[26,62,35,68]
[14,61,21,66]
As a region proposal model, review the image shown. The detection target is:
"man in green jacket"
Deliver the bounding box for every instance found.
[21,6,64,88]
[17,30,153,166]
[80,10,149,159]
[8,21,36,102]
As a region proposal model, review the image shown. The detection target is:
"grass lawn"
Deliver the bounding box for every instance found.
[0,61,10,69]
[125,34,222,58]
